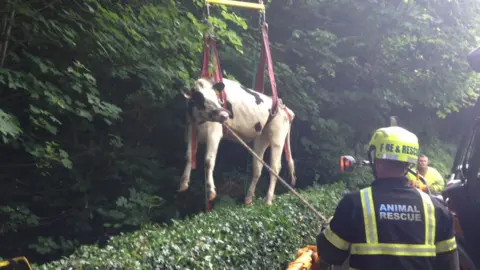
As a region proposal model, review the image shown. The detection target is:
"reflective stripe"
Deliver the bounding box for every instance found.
[353,187,436,257]
[379,153,399,160]
[350,243,436,256]
[360,188,378,243]
[417,188,436,246]
[436,237,457,253]
[407,157,417,164]
[323,225,351,251]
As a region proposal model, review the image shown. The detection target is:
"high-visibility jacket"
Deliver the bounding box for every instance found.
[316,177,457,270]
[406,166,445,194]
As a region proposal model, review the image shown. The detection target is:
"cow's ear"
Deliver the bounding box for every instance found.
[213,82,225,92]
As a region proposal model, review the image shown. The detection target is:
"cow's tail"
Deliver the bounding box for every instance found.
[285,119,296,187]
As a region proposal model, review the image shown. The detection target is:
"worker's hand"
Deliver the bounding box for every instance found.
[417,183,427,192]
[408,179,427,191]
[408,180,425,189]
[408,179,416,187]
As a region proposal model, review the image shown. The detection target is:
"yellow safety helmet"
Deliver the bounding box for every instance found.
[368,126,419,165]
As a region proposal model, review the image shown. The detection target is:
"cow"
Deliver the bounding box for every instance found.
[178,77,296,205]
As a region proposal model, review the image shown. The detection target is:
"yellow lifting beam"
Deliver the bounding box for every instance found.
[205,0,265,10]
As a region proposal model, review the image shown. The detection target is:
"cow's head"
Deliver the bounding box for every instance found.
[183,78,230,123]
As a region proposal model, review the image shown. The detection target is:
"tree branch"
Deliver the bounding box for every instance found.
[0,4,14,67]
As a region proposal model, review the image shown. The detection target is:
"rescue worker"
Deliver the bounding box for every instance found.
[315,126,458,270]
[407,154,445,194]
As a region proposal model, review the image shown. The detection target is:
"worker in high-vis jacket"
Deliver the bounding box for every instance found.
[406,154,445,194]
[316,126,458,270]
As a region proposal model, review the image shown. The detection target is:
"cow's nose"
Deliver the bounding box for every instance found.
[218,110,229,122]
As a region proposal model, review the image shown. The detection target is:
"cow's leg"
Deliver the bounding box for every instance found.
[179,123,196,192]
[204,131,222,201]
[264,138,286,205]
[245,136,270,205]
[285,129,296,187]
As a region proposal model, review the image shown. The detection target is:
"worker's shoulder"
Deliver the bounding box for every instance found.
[331,191,360,217]
[429,195,452,217]
[341,186,378,198]
[428,166,441,174]
[338,189,362,204]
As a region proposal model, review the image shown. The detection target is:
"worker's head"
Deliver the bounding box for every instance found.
[418,154,429,170]
[367,126,419,179]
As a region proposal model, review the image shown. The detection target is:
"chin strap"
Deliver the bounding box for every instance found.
[368,146,378,179]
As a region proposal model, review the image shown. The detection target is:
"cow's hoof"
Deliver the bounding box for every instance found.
[208,190,217,201]
[291,177,297,187]
[264,196,274,205]
[244,197,253,206]
[178,184,189,192]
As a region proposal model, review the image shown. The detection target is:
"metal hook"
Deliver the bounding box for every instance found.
[270,107,277,117]
[258,0,266,25]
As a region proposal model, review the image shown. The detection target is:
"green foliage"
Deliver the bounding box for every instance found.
[0,108,22,142]
[98,187,167,228]
[420,138,456,178]
[0,205,38,234]
[29,236,76,256]
[36,184,344,270]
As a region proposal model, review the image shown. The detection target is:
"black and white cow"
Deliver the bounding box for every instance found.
[179,77,296,205]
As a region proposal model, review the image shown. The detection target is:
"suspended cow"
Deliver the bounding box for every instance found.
[178,77,296,205]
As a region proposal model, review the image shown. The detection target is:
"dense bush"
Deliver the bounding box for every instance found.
[35,183,345,270]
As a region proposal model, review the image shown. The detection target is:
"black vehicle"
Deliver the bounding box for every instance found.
[439,46,480,270]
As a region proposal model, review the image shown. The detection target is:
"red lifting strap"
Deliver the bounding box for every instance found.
[254,23,278,115]
[202,36,224,84]
[193,35,227,212]
[254,24,291,161]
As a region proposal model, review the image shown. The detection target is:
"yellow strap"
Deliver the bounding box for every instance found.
[436,237,457,253]
[323,225,351,251]
[358,187,436,257]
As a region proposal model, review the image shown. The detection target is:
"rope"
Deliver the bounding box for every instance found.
[244,38,261,198]
[223,124,327,222]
